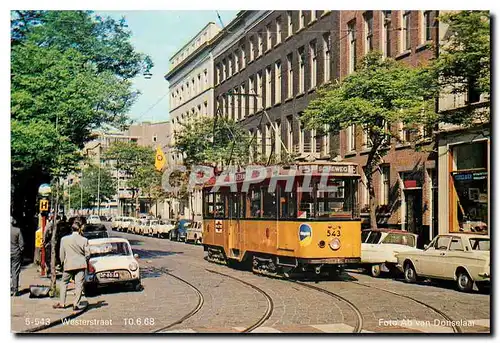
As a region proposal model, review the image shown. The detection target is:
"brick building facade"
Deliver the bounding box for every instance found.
[210,10,441,246]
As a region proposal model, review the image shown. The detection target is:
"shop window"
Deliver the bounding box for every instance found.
[454,141,487,170]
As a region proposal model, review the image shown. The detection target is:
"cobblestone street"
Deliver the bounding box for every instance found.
[11,224,490,334]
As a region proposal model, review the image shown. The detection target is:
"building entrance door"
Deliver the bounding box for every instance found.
[405,189,424,248]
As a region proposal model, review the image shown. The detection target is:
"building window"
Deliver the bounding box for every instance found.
[215,64,220,85]
[258,32,263,56]
[266,23,272,51]
[346,124,355,152]
[153,135,157,143]
[222,59,227,80]
[348,21,356,74]
[286,116,293,152]
[275,60,282,104]
[249,37,255,61]
[221,95,226,117]
[265,66,272,108]
[382,11,392,57]
[287,53,293,98]
[322,125,330,156]
[380,165,390,205]
[265,123,272,158]
[309,40,317,89]
[310,10,316,22]
[249,76,255,115]
[235,51,240,73]
[399,122,411,143]
[228,56,233,77]
[323,32,331,83]
[299,10,305,29]
[240,84,246,119]
[204,101,208,116]
[287,11,293,37]
[362,125,371,148]
[423,11,432,42]
[450,141,488,234]
[241,45,246,68]
[298,46,305,93]
[234,87,240,121]
[402,10,411,51]
[276,16,282,45]
[204,69,208,89]
[256,128,263,158]
[364,11,373,53]
[257,71,263,110]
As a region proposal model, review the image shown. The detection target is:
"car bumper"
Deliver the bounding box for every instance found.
[85,271,140,285]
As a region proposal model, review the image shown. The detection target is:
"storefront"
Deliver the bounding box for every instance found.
[438,129,490,235]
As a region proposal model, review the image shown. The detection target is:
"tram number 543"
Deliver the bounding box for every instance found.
[326,227,341,237]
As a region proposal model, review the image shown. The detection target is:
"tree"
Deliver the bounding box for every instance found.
[11,11,152,292]
[432,11,490,126]
[302,52,436,229]
[104,141,155,215]
[175,116,251,168]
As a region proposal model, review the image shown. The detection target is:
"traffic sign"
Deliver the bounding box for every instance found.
[40,199,49,212]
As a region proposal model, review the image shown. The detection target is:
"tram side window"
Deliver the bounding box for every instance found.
[204,192,214,218]
[279,186,297,219]
[316,180,351,217]
[262,189,277,219]
[239,193,247,218]
[214,193,226,218]
[230,194,239,219]
[298,188,314,219]
[249,187,262,218]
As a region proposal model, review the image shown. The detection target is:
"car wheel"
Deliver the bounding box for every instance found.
[457,270,473,292]
[370,264,382,278]
[404,262,417,283]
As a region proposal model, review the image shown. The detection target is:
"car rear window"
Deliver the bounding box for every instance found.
[469,238,490,251]
[365,231,382,244]
[381,233,415,247]
[90,242,131,257]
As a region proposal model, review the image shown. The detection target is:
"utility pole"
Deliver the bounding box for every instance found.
[97,146,101,216]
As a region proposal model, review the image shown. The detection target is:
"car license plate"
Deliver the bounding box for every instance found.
[100,271,119,279]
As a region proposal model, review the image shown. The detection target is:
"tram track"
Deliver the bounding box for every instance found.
[151,269,205,333]
[352,281,463,333]
[205,269,274,333]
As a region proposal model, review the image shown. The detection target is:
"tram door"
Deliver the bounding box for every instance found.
[228,193,242,258]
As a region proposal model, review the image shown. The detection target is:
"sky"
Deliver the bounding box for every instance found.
[96,10,239,124]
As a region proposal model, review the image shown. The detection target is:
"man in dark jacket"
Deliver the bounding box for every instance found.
[11,217,24,296]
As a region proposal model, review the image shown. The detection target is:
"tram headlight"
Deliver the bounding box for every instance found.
[329,238,341,251]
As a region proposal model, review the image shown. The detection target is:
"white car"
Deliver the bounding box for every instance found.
[87,215,102,225]
[152,220,175,238]
[119,217,134,232]
[84,238,142,294]
[111,216,123,231]
[186,221,203,244]
[142,220,158,236]
[361,229,420,277]
[396,233,490,292]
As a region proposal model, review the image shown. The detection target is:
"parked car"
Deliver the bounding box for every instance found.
[81,223,108,240]
[396,233,490,292]
[87,215,102,225]
[119,217,135,232]
[152,220,176,238]
[169,219,191,241]
[186,221,203,244]
[111,216,123,231]
[142,220,158,236]
[128,218,142,234]
[361,229,420,277]
[137,219,151,235]
[99,215,108,222]
[84,237,142,295]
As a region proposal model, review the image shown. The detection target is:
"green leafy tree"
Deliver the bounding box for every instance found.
[11,11,152,292]
[302,52,436,229]
[432,10,490,126]
[104,141,156,215]
[175,116,251,168]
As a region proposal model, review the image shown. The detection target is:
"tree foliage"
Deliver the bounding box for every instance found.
[303,52,435,228]
[174,116,251,168]
[432,10,490,125]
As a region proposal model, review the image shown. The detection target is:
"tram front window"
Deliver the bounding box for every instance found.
[298,178,357,219]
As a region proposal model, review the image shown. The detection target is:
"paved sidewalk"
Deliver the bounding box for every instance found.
[11,264,85,333]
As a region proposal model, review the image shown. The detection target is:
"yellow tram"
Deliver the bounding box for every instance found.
[202,162,362,277]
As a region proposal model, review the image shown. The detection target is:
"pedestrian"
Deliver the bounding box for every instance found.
[53,219,89,310]
[43,214,54,276]
[11,216,24,296]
